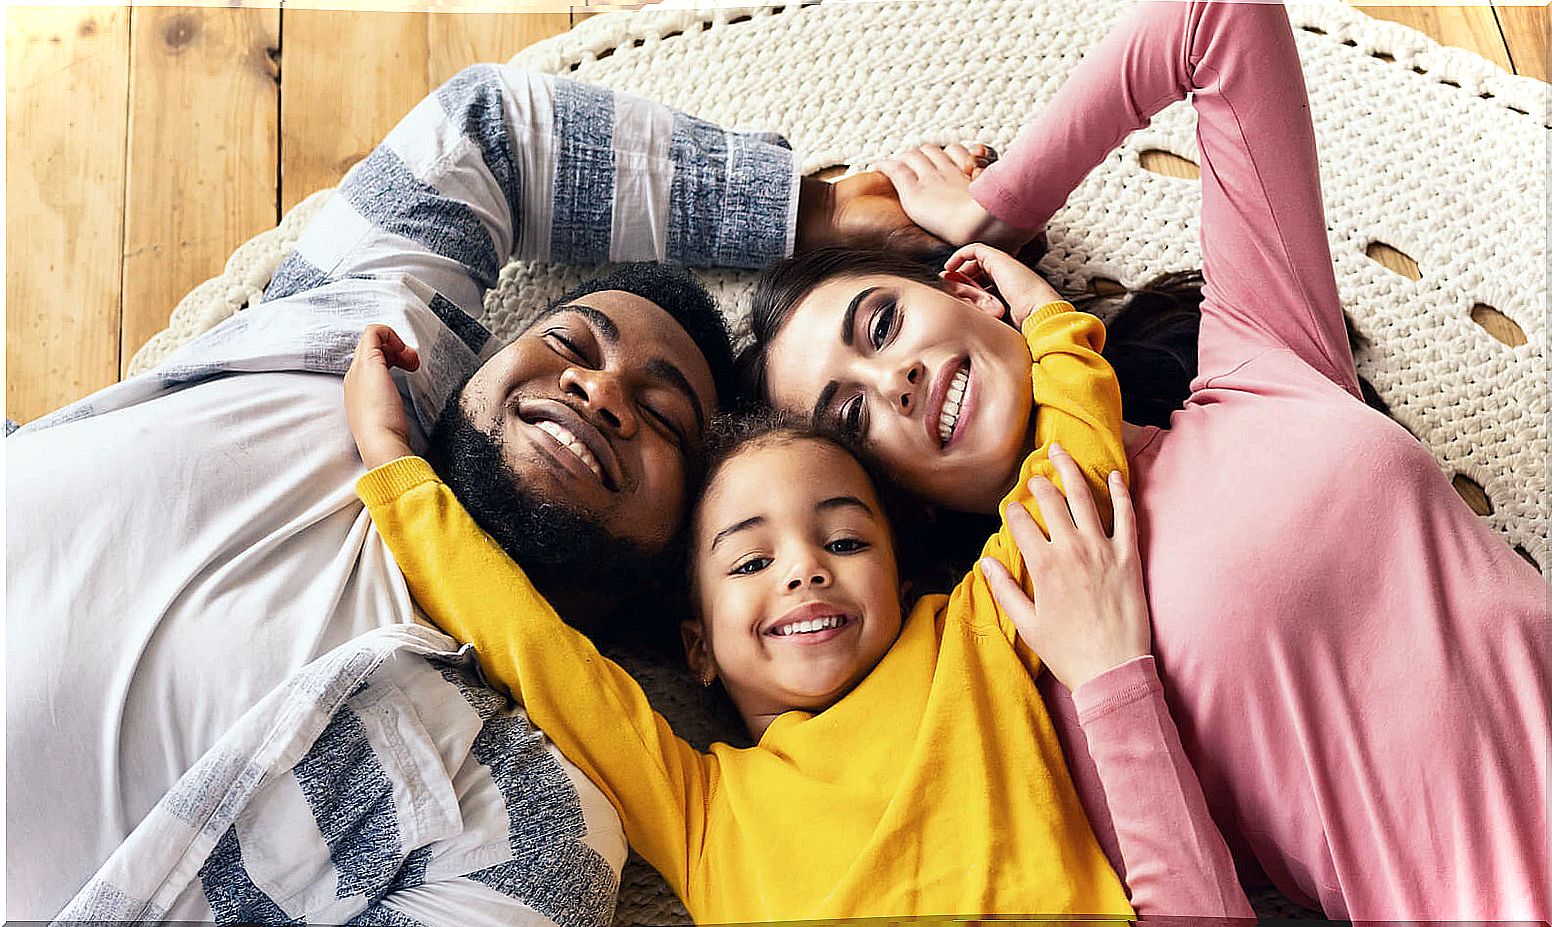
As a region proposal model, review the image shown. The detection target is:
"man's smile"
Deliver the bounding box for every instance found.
[515,397,622,491]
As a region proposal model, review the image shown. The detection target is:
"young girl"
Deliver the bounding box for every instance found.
[341,295,1251,920]
[746,2,1549,920]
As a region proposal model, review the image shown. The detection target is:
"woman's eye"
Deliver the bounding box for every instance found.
[839,395,865,437]
[868,300,898,350]
[827,538,869,554]
[731,557,771,576]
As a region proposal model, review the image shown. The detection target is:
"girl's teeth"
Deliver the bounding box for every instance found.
[777,616,844,636]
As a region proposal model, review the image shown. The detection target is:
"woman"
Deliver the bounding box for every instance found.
[745,1,1548,920]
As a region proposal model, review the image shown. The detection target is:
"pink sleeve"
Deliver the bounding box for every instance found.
[1072,656,1253,918]
[970,1,1361,395]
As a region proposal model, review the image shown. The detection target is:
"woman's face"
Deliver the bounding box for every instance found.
[764,274,1035,514]
[687,438,903,723]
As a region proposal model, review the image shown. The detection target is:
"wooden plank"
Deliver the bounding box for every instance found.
[122,7,279,375]
[279,10,430,212]
[1494,4,1548,82]
[1353,5,1514,73]
[427,11,573,86]
[5,7,130,423]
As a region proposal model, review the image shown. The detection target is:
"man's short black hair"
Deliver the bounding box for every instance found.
[531,262,735,410]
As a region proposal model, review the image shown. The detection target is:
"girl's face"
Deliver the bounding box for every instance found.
[687,438,904,725]
[763,274,1034,514]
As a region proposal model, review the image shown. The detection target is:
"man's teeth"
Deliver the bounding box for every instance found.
[938,367,970,445]
[773,615,846,636]
[535,420,603,481]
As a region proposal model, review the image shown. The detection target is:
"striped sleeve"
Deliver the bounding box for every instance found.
[267,65,800,336]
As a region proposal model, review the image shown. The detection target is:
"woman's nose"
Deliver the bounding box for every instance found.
[870,361,925,414]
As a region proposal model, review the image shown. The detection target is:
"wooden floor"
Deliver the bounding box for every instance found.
[6,3,1548,424]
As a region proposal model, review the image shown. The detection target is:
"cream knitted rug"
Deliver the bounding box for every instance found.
[126,2,1548,920]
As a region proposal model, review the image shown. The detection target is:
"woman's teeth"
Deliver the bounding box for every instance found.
[938,367,969,446]
[773,615,846,636]
[535,420,603,482]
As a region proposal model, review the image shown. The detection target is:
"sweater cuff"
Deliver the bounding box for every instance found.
[1020,300,1076,338]
[1071,655,1163,723]
[969,170,1044,233]
[356,455,440,507]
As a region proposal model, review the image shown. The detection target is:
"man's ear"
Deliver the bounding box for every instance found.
[681,619,716,685]
[939,275,1008,320]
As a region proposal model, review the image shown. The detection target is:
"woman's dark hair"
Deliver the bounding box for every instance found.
[740,247,1203,430]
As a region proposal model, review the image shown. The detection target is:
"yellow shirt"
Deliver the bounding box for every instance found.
[358,303,1131,922]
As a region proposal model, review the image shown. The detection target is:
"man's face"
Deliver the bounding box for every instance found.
[457,290,720,553]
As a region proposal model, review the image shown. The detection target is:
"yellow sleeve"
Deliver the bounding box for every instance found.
[950,301,1129,648]
[356,456,711,898]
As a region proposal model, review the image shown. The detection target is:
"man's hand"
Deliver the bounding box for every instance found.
[876,143,1038,253]
[344,325,420,469]
[980,443,1151,692]
[943,242,1064,326]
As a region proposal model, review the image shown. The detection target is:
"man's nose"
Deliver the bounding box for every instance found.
[560,366,637,436]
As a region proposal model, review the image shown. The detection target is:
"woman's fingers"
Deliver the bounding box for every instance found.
[1108,470,1138,557]
[1005,497,1053,572]
[979,555,1037,629]
[1027,472,1078,545]
[1048,443,1105,538]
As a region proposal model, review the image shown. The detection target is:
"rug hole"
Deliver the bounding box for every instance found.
[1478,92,1494,100]
[1301,25,1327,35]
[1139,149,1200,180]
[810,164,849,182]
[728,14,752,25]
[1508,105,1528,115]
[596,46,615,60]
[1089,277,1128,297]
[1371,51,1395,63]
[1439,78,1460,88]
[1412,66,1428,75]
[1514,546,1541,572]
[1469,304,1526,347]
[1451,474,1493,516]
[1365,242,1421,280]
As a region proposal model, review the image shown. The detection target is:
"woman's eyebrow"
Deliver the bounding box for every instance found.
[710,514,765,551]
[838,286,879,348]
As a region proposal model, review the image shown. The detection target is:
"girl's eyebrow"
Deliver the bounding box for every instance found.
[816,495,876,518]
[710,514,765,551]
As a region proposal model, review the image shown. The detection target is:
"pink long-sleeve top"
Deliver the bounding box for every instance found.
[972,2,1549,921]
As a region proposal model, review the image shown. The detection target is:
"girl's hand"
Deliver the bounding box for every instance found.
[980,443,1151,691]
[876,143,1037,253]
[344,324,420,469]
[943,242,1064,326]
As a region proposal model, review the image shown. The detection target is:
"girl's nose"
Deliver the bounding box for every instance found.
[786,567,831,591]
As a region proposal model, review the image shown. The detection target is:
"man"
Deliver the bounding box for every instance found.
[6,64,940,922]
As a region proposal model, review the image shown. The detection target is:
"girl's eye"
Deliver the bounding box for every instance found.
[827,538,869,554]
[731,557,771,576]
[867,300,899,350]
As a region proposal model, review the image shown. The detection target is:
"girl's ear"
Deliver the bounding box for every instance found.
[681,619,716,686]
[939,274,1008,320]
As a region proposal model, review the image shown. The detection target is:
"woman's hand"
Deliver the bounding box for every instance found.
[980,443,1151,691]
[943,242,1064,326]
[876,143,1037,253]
[344,325,420,469]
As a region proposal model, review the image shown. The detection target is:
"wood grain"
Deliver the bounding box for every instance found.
[6,8,130,423]
[1495,4,1549,82]
[427,12,573,87]
[1354,5,1514,73]
[122,6,280,377]
[279,10,430,211]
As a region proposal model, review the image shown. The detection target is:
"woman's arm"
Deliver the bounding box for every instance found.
[981,457,1252,916]
[970,1,1359,393]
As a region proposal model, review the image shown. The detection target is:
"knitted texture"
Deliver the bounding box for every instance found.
[124,3,1547,919]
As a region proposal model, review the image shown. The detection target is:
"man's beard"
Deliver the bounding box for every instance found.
[425,392,675,624]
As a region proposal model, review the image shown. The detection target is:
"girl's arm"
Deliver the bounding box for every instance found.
[342,326,711,899]
[981,456,1253,917]
[970,0,1360,394]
